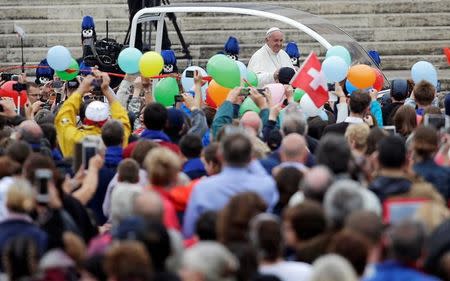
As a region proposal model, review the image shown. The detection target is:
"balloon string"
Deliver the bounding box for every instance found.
[0,64,212,81]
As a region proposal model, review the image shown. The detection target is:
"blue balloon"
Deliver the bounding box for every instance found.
[411,61,438,88]
[46,45,71,71]
[326,45,351,66]
[118,47,143,74]
[181,66,208,100]
[235,60,248,80]
[322,56,349,83]
[346,80,358,94]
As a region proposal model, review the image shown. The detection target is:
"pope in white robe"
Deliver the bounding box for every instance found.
[248,27,295,87]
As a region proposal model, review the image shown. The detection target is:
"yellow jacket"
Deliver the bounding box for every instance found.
[55,92,131,158]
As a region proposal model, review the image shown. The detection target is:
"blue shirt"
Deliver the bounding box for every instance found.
[182,160,279,238]
[363,260,440,281]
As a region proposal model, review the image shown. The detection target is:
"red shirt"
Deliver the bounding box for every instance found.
[150,186,181,231]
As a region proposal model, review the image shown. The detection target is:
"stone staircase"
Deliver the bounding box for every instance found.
[0,0,449,89]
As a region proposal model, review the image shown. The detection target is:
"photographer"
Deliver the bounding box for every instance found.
[54,71,131,158]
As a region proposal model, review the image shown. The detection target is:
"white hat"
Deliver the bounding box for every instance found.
[85,101,110,122]
[266,27,281,38]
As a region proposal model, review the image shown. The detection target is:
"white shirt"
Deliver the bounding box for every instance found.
[248,44,294,87]
[260,261,312,281]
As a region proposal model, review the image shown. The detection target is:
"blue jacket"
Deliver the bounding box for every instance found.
[183,158,207,180]
[414,159,450,201]
[0,218,48,270]
[87,146,123,225]
[364,261,440,281]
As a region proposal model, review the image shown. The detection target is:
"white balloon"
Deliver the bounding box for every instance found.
[299,94,319,117]
[181,66,208,100]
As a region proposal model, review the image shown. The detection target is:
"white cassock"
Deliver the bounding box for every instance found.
[248,44,294,87]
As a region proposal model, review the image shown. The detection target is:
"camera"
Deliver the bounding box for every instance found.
[239,88,250,96]
[34,169,52,205]
[82,139,99,169]
[52,80,64,89]
[185,70,194,78]
[0,73,13,81]
[424,114,450,131]
[174,95,184,103]
[12,83,27,92]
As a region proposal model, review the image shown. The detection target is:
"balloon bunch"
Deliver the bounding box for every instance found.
[321,45,385,94]
[46,45,79,81]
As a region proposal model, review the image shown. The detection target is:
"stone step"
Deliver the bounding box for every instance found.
[2,21,449,46]
[2,43,447,71]
[1,0,448,15]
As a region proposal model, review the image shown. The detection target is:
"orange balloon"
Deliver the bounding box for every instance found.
[347,64,376,89]
[207,80,231,107]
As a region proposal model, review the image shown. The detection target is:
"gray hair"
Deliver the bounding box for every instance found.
[181,242,239,281]
[110,183,142,226]
[310,254,358,281]
[324,179,365,229]
[281,112,308,136]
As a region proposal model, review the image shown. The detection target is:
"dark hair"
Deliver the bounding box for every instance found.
[388,220,425,264]
[366,127,387,155]
[40,123,57,148]
[413,126,438,160]
[2,236,39,281]
[349,92,371,114]
[118,159,140,184]
[377,135,406,168]
[414,80,435,106]
[101,120,124,147]
[195,211,218,241]
[221,133,252,167]
[316,134,351,174]
[6,141,31,165]
[143,103,168,131]
[394,105,417,137]
[274,167,303,210]
[217,192,267,245]
[130,140,159,168]
[328,229,370,276]
[253,218,282,262]
[179,134,203,159]
[283,200,327,241]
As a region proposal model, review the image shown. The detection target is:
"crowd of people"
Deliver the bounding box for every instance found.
[0,25,449,281]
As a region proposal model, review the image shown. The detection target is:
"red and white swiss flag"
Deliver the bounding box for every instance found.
[290,52,328,108]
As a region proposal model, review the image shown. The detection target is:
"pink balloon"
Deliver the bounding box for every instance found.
[265,83,285,104]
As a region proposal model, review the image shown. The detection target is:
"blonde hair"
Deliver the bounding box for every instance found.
[6,179,35,214]
[345,123,370,152]
[144,147,182,187]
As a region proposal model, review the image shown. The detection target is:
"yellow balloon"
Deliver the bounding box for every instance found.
[139,51,164,77]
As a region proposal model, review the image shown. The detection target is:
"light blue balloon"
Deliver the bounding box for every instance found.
[118,47,143,74]
[411,61,438,87]
[235,60,248,80]
[346,79,358,94]
[322,56,349,83]
[181,66,208,100]
[326,45,351,66]
[46,45,72,71]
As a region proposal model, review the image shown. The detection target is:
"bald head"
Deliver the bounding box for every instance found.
[240,111,261,135]
[18,120,43,144]
[133,190,164,222]
[302,165,334,203]
[280,133,307,163]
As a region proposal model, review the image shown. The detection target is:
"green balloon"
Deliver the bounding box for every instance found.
[246,71,258,87]
[239,97,261,116]
[293,88,306,102]
[154,77,179,107]
[56,58,79,81]
[206,54,241,89]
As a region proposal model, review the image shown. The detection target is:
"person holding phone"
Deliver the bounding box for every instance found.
[55,70,131,157]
